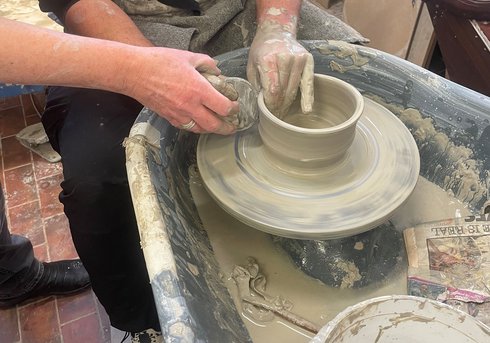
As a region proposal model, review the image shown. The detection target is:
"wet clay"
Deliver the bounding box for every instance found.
[316,40,374,73]
[367,94,489,210]
[314,295,490,342]
[189,173,471,343]
[197,94,419,239]
[258,74,363,167]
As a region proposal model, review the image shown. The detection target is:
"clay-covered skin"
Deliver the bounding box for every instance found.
[247,0,314,117]
[223,77,260,131]
[202,74,260,131]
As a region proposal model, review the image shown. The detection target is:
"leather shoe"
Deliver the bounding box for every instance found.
[0,259,91,308]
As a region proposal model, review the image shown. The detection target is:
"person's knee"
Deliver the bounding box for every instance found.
[59,176,135,235]
[43,87,143,171]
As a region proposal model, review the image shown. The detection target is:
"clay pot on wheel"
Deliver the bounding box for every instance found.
[197,73,419,239]
[258,75,404,288]
[258,74,364,171]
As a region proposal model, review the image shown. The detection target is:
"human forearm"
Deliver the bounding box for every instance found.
[0,17,136,92]
[248,0,313,115]
[64,0,152,47]
[255,0,302,33]
[1,17,238,134]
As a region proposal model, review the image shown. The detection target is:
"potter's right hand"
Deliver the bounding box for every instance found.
[122,47,239,135]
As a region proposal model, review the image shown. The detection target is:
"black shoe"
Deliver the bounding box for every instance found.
[0,259,91,308]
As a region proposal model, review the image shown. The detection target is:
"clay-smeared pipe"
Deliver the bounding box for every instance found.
[258,74,364,170]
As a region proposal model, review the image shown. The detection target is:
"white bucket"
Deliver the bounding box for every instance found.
[310,295,490,343]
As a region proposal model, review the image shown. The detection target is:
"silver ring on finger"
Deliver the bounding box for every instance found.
[180,119,196,130]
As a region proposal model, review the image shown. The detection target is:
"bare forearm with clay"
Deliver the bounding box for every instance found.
[55,0,238,134]
[247,0,314,117]
[0,17,143,96]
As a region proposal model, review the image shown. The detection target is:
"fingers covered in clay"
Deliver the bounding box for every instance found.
[122,47,238,135]
[193,101,238,135]
[202,73,239,101]
[247,23,314,117]
[193,54,222,76]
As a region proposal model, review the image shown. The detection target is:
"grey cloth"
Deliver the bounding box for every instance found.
[132,21,197,49]
[116,0,368,54]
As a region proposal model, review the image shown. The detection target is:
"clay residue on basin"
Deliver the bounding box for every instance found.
[367,94,488,211]
[190,168,472,342]
[315,40,375,73]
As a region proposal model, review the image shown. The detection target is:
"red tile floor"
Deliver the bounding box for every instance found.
[0,93,113,343]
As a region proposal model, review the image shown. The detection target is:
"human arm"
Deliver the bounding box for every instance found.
[0,17,237,134]
[34,0,238,134]
[247,0,314,117]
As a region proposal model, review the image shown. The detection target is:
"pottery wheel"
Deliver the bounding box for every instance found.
[197,98,420,240]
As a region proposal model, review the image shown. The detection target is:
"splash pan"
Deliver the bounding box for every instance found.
[311,295,490,342]
[197,97,420,240]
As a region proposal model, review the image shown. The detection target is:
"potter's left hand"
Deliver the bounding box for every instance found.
[247,24,314,117]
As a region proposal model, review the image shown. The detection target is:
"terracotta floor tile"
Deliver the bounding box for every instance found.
[95,295,112,342]
[1,95,108,343]
[45,214,78,260]
[25,114,42,126]
[4,165,37,208]
[32,154,63,180]
[0,171,5,192]
[20,94,35,116]
[21,93,45,117]
[18,297,61,343]
[33,242,49,261]
[2,136,32,171]
[37,174,64,218]
[98,313,112,343]
[8,201,44,246]
[0,96,20,110]
[57,290,96,325]
[0,307,20,343]
[61,312,107,343]
[0,106,25,138]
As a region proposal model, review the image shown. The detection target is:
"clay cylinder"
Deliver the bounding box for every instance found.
[258,74,364,170]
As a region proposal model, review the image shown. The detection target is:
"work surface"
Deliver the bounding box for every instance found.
[125,41,490,342]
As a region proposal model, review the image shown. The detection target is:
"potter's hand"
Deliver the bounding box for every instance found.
[124,47,238,135]
[247,24,314,117]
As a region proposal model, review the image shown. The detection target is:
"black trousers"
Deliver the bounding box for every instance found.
[0,183,42,299]
[42,87,160,332]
